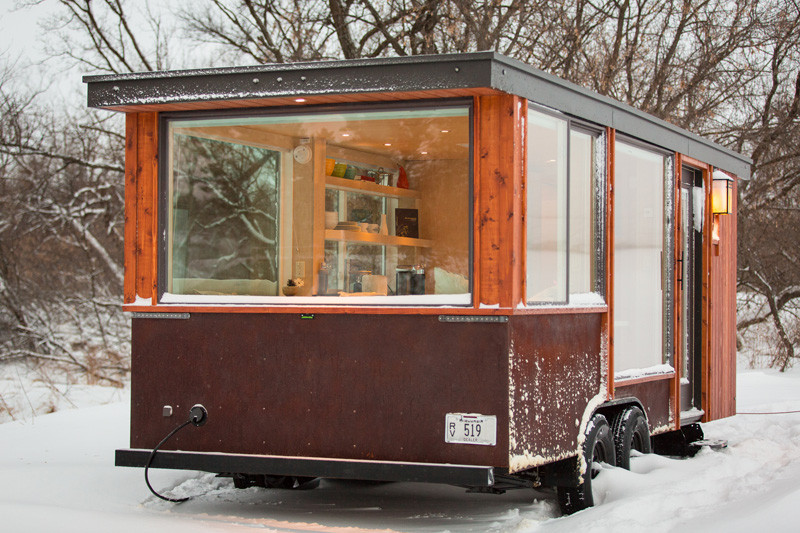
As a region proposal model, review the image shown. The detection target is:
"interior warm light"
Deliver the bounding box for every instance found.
[341,133,350,137]
[420,151,428,155]
[711,172,734,215]
[384,143,392,146]
[441,129,449,133]
[294,98,306,103]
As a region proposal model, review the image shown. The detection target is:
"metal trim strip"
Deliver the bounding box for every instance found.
[115,449,496,486]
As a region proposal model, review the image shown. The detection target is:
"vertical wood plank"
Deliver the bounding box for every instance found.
[311,137,327,295]
[606,128,616,399]
[134,112,158,302]
[700,167,712,418]
[124,114,138,304]
[707,174,738,420]
[472,97,482,307]
[475,94,525,308]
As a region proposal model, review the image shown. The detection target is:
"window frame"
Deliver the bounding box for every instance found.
[524,104,607,306]
[156,99,475,306]
[612,134,675,371]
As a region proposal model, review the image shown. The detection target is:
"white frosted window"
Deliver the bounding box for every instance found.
[526,109,568,303]
[613,141,666,373]
[569,130,596,296]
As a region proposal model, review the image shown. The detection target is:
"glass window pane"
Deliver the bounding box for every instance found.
[526,109,568,303]
[163,106,471,305]
[613,141,666,373]
[569,130,595,297]
[169,133,282,296]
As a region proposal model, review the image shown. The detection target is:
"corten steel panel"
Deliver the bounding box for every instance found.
[508,313,605,472]
[130,313,509,467]
[614,379,672,433]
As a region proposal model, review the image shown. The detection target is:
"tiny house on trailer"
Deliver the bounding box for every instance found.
[84,53,747,513]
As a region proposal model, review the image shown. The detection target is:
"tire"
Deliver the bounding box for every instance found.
[611,407,651,470]
[557,413,616,515]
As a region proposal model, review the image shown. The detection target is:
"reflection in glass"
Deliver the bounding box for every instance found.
[170,134,281,296]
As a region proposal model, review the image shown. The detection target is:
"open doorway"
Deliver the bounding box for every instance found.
[680,165,704,418]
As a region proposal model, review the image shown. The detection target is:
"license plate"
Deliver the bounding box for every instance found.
[445,413,497,446]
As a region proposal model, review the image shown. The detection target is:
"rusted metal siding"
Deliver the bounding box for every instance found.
[131,313,510,467]
[507,313,606,473]
[615,379,673,433]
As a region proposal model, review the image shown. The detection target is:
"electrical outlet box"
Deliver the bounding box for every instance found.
[295,261,305,278]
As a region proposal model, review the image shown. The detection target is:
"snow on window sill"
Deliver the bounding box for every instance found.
[157,292,472,307]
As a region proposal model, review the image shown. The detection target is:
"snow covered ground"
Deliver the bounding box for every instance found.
[2,368,800,532]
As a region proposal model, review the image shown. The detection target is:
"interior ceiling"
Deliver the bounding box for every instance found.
[177,116,470,161]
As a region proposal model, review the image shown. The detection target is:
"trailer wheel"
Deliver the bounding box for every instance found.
[611,406,651,469]
[557,413,616,515]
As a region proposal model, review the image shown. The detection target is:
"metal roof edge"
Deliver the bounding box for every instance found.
[489,54,751,178]
[84,52,496,110]
[81,52,499,83]
[83,51,751,178]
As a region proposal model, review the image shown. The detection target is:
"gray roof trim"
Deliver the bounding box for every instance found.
[84,52,751,178]
[490,55,751,178]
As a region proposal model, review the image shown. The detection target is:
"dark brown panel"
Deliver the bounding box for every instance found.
[131,313,510,467]
[508,313,605,472]
[615,378,672,432]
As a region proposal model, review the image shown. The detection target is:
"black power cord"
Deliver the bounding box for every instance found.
[145,404,208,503]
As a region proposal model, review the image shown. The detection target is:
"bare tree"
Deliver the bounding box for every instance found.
[10,0,800,376]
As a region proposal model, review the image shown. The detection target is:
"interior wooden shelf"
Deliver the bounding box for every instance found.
[325,175,421,200]
[325,229,432,248]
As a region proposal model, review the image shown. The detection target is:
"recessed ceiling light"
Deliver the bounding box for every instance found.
[384,143,392,146]
[295,98,306,103]
[342,133,350,137]
[420,151,428,155]
[441,129,449,133]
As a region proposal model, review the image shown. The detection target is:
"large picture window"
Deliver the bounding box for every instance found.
[161,104,472,305]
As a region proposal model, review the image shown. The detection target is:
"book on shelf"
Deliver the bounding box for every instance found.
[394,208,419,239]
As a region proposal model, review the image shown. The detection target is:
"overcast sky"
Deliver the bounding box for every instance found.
[1,1,85,102]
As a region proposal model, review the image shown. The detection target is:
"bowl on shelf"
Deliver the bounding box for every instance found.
[282,286,300,296]
[325,211,338,229]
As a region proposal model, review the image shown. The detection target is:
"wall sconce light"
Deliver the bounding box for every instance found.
[711,171,734,215]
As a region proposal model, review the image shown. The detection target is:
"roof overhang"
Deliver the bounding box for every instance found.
[84,52,751,178]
